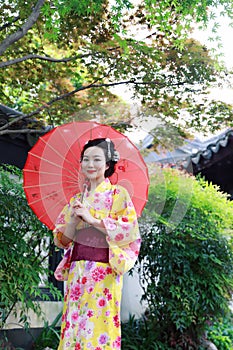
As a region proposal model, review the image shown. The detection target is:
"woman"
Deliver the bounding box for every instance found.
[53,138,141,350]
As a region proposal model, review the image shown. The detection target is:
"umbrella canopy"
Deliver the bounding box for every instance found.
[23,121,149,230]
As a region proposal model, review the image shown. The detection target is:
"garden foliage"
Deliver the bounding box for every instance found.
[0,166,61,329]
[136,166,233,349]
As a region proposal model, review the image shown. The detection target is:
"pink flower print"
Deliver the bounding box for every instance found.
[61,328,65,339]
[86,261,95,270]
[106,266,113,274]
[124,247,135,259]
[70,284,81,301]
[87,286,94,294]
[85,321,94,339]
[105,218,117,230]
[75,342,81,350]
[92,266,106,282]
[113,188,120,195]
[129,240,140,256]
[98,333,109,345]
[65,321,70,330]
[103,288,112,300]
[113,314,120,328]
[97,297,107,308]
[71,311,79,323]
[122,223,130,231]
[95,347,102,350]
[103,288,110,295]
[87,310,94,318]
[56,213,65,224]
[104,195,112,209]
[79,317,87,330]
[115,233,124,241]
[64,330,71,339]
[113,336,121,348]
[81,276,87,284]
[105,310,110,316]
[106,293,112,301]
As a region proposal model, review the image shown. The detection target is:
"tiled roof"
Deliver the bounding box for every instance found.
[143,128,233,169]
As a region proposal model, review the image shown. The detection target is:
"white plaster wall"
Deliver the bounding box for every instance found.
[4,301,63,330]
[121,271,147,322]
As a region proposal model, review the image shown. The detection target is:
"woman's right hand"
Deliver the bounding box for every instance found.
[70,200,83,224]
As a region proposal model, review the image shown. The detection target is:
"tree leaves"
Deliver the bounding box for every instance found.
[0,0,233,137]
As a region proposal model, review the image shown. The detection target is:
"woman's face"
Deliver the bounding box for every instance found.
[81,146,108,185]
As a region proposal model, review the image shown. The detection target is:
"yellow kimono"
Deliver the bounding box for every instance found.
[53,178,141,350]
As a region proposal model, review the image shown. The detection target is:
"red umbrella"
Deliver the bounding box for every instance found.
[23,121,149,230]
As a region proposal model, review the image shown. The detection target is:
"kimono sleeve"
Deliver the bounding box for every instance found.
[53,196,77,249]
[103,185,141,275]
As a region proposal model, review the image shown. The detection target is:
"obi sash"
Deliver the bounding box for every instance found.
[71,226,109,263]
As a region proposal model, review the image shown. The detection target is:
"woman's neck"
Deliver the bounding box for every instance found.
[89,178,105,192]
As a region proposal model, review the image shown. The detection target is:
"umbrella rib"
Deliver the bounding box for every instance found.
[38,195,71,222]
[72,121,87,157]
[28,151,79,178]
[38,131,78,165]
[55,122,87,166]
[26,183,79,206]
[23,169,79,183]
[24,179,79,188]
[38,199,72,222]
[55,123,79,163]
[36,134,80,171]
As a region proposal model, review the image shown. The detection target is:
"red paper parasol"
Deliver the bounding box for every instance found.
[23,121,149,230]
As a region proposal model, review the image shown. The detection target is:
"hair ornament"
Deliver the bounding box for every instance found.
[112,150,120,162]
[105,138,119,162]
[105,138,112,159]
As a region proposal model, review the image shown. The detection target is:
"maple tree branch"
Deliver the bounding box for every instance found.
[0,53,91,68]
[0,79,165,133]
[0,46,122,68]
[0,78,104,131]
[0,128,46,136]
[0,0,45,56]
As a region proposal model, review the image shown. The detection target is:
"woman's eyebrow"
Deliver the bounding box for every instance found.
[83,154,103,158]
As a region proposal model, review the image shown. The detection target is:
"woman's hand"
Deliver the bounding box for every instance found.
[72,200,106,232]
[72,200,95,226]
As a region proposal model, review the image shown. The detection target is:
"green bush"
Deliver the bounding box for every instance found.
[32,311,61,350]
[0,166,61,329]
[206,312,233,350]
[121,315,172,350]
[137,166,233,348]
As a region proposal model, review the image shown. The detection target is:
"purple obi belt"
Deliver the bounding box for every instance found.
[71,227,109,263]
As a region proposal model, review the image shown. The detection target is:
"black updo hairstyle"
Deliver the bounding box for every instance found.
[80,138,119,178]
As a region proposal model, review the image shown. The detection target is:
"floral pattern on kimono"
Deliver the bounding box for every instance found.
[53,178,141,350]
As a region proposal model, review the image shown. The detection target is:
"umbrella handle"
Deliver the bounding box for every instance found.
[80,183,88,203]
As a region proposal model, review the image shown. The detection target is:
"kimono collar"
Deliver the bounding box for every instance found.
[94,178,113,193]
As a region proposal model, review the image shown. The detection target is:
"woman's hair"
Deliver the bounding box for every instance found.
[80,138,119,177]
